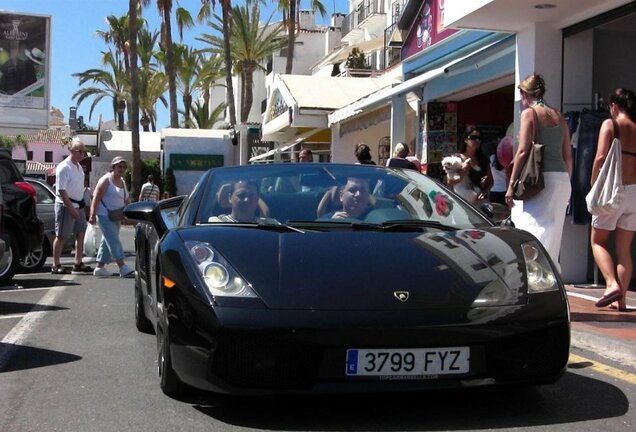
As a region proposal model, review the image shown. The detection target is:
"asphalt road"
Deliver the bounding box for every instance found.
[1,226,635,432]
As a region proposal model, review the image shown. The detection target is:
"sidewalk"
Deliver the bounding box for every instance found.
[566,284,636,368]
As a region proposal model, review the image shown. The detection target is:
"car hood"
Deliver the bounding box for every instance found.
[178,227,528,311]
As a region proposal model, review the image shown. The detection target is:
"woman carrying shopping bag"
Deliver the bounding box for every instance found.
[88,156,134,278]
[590,88,636,310]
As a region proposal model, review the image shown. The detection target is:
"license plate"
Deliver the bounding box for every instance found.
[345,347,470,377]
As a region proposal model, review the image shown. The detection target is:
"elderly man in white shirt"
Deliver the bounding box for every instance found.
[52,137,92,275]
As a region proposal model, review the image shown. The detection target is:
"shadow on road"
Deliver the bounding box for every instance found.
[0,300,67,315]
[0,343,82,373]
[190,372,628,430]
[1,278,80,291]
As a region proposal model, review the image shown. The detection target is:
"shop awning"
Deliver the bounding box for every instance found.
[329,36,515,125]
[262,74,393,142]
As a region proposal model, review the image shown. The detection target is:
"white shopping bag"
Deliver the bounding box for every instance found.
[84,223,98,257]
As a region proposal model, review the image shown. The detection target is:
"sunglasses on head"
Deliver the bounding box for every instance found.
[467,134,482,141]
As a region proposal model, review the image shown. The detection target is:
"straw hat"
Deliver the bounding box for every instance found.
[25,47,45,65]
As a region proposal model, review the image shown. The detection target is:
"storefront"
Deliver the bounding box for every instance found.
[258,74,391,163]
[444,0,636,284]
[329,0,516,173]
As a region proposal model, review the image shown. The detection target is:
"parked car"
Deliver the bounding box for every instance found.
[125,163,570,397]
[22,177,75,272]
[0,149,44,285]
[0,186,9,280]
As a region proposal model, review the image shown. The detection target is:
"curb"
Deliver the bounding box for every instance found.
[571,323,636,368]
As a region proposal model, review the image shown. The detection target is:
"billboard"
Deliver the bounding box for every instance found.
[0,11,51,132]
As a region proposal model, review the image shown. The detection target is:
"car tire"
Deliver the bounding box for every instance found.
[135,275,153,334]
[18,239,48,273]
[157,322,184,396]
[0,234,19,286]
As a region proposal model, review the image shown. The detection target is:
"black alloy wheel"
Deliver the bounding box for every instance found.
[157,318,183,396]
[18,240,48,273]
[0,234,19,285]
[134,273,153,333]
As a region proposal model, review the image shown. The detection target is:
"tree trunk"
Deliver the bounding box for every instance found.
[241,63,256,123]
[129,0,142,199]
[285,0,297,74]
[163,7,179,128]
[183,94,192,128]
[141,114,151,131]
[221,0,237,126]
[116,100,126,131]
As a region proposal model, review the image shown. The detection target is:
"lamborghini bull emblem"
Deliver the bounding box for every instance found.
[393,291,409,302]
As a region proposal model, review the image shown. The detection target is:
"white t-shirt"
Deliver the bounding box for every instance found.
[140,182,159,201]
[55,157,85,205]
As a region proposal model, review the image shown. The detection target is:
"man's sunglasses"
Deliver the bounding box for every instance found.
[467,135,482,141]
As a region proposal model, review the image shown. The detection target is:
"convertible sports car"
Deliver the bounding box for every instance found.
[125,163,570,397]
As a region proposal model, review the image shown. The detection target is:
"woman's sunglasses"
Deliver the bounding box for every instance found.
[467,135,482,141]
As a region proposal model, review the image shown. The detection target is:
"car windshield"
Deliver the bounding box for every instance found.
[194,164,490,229]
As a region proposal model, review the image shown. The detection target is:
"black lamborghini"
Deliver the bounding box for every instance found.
[124,163,569,397]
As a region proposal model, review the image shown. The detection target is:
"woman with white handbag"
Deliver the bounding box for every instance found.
[590,88,636,310]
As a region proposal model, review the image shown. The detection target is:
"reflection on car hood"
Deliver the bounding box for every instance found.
[178,227,528,311]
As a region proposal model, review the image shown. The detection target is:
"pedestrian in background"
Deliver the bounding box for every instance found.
[386,142,417,170]
[488,136,513,205]
[51,137,93,275]
[445,126,493,205]
[590,88,636,310]
[139,174,160,201]
[505,73,572,271]
[298,148,313,162]
[88,156,134,278]
[354,143,376,164]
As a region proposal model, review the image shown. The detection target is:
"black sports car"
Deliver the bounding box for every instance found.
[125,163,570,397]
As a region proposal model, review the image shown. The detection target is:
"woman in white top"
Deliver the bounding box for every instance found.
[88,156,134,278]
[590,88,636,310]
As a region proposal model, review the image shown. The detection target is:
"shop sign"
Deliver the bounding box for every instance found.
[402,0,457,60]
[267,90,289,122]
[170,154,224,171]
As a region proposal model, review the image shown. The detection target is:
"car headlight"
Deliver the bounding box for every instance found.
[522,241,557,293]
[186,241,257,298]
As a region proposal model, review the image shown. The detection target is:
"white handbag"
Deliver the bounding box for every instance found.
[586,135,623,216]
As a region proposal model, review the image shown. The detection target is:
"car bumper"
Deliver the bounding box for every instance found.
[165,291,570,395]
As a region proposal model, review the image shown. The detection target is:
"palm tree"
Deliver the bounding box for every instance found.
[136,26,167,131]
[96,14,131,71]
[198,1,286,123]
[174,44,202,128]
[278,0,327,74]
[73,51,129,130]
[129,0,142,199]
[139,69,168,131]
[196,53,225,107]
[153,0,195,128]
[181,100,226,129]
[203,0,237,127]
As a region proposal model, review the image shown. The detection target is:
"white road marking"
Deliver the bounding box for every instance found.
[567,291,600,302]
[0,286,66,371]
[0,314,27,320]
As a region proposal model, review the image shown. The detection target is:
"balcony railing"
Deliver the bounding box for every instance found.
[341,0,386,40]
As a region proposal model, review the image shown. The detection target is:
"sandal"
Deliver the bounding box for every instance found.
[51,266,71,275]
[72,263,94,274]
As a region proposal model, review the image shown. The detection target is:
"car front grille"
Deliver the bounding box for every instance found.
[487,322,569,382]
[212,333,322,389]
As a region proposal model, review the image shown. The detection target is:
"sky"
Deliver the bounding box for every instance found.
[1,0,350,130]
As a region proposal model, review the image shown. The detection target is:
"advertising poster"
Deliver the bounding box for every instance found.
[0,12,49,109]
